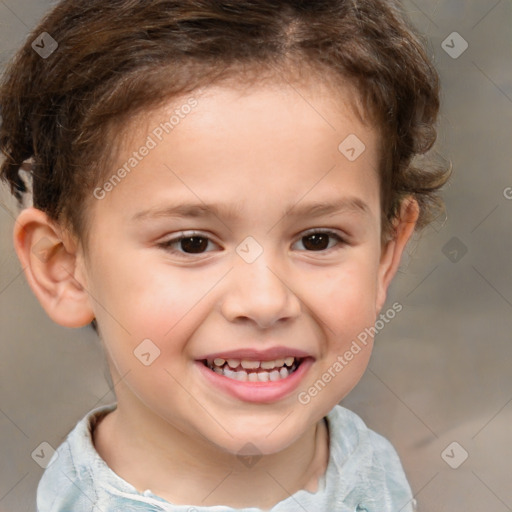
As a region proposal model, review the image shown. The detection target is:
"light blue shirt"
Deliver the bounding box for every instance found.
[37,403,416,511]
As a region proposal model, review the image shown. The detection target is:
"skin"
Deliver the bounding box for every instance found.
[13,78,418,508]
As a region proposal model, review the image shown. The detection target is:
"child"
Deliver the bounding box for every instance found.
[0,0,450,510]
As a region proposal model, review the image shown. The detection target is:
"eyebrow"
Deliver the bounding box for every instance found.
[131,197,371,223]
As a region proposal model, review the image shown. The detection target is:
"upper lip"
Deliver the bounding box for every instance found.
[197,346,314,362]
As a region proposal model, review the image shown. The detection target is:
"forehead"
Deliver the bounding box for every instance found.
[116,71,375,158]
[87,80,381,231]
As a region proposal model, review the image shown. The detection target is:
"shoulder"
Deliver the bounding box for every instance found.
[326,403,406,467]
[325,404,416,512]
[36,404,116,512]
[326,403,400,458]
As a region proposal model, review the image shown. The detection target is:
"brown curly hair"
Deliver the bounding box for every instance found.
[0,0,450,248]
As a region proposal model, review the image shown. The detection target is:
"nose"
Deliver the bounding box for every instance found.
[220,250,301,329]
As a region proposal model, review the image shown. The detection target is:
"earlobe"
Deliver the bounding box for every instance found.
[12,207,95,328]
[375,197,419,313]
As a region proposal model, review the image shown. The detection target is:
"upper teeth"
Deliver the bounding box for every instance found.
[212,356,296,370]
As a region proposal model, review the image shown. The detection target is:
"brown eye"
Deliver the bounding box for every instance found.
[159,232,217,256]
[302,233,330,251]
[180,236,209,253]
[294,230,345,252]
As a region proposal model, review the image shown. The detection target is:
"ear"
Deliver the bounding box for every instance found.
[12,207,95,328]
[375,197,419,314]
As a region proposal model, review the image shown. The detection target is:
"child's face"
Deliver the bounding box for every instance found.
[77,80,406,455]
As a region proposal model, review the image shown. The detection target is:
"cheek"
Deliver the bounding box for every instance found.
[89,247,170,322]
[311,255,379,337]
[87,248,223,355]
[302,261,378,403]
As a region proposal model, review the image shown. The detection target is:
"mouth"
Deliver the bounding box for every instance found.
[199,356,306,382]
[195,354,315,403]
[201,356,306,382]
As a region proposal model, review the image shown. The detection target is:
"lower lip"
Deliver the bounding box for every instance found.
[195,358,314,404]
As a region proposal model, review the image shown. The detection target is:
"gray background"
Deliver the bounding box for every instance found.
[1,1,511,510]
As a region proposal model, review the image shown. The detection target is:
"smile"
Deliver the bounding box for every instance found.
[201,356,303,382]
[196,356,313,403]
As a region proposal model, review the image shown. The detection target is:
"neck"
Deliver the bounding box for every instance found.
[93,399,329,509]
